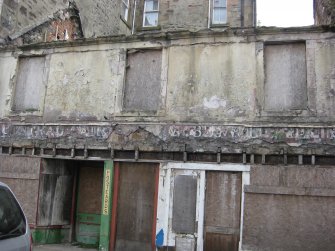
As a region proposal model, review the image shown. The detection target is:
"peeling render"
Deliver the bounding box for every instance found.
[1,123,335,156]
[0,2,335,251]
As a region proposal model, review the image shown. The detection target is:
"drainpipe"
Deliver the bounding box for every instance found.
[208,0,211,28]
[0,0,3,17]
[254,0,257,27]
[241,0,244,27]
[132,0,137,34]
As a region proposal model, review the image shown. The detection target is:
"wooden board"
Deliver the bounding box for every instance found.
[115,162,157,251]
[172,175,197,234]
[75,165,104,246]
[37,160,74,226]
[77,166,103,214]
[204,172,242,251]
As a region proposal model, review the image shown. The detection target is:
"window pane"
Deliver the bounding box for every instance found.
[213,0,226,7]
[213,8,227,23]
[0,188,26,237]
[144,12,159,27]
[121,3,128,20]
[145,0,159,11]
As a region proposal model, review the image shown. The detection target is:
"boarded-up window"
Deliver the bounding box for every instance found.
[13,57,45,111]
[172,175,197,234]
[123,50,162,112]
[264,43,307,111]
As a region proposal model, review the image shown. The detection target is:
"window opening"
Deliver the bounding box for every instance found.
[121,0,129,21]
[143,0,159,27]
[212,0,227,24]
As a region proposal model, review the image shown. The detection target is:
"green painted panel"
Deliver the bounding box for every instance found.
[76,213,101,246]
[77,224,100,246]
[77,213,101,225]
[99,160,114,251]
[32,228,69,244]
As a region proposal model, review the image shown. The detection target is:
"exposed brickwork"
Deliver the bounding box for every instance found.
[0,0,69,38]
[18,8,82,45]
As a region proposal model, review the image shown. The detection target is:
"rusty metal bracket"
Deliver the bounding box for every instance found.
[183,144,187,163]
[261,154,266,165]
[52,145,56,157]
[135,147,139,161]
[84,145,88,159]
[250,154,255,164]
[217,147,221,164]
[71,145,75,158]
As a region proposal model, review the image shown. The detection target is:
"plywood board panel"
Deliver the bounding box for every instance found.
[264,43,307,111]
[123,50,162,112]
[172,175,197,234]
[204,172,242,251]
[115,162,157,251]
[37,160,73,226]
[77,166,103,214]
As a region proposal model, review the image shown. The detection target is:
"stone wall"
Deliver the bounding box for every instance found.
[0,0,70,38]
[314,0,335,25]
[1,29,334,125]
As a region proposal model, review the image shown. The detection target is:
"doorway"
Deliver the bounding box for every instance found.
[204,171,242,251]
[110,162,159,251]
[75,162,104,247]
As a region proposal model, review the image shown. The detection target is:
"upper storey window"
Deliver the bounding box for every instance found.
[143,0,159,27]
[13,56,46,113]
[121,0,129,21]
[212,0,227,24]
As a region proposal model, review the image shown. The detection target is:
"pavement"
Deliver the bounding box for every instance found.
[33,244,97,251]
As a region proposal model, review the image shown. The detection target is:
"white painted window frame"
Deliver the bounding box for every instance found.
[211,0,227,25]
[156,163,250,251]
[121,0,130,21]
[143,0,159,27]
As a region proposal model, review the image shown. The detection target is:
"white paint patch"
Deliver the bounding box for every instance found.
[203,95,227,109]
[62,74,69,85]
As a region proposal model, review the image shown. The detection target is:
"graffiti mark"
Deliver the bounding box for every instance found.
[167,125,335,144]
[0,124,112,140]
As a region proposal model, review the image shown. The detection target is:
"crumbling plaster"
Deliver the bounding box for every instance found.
[0,0,70,39]
[44,49,125,121]
[0,30,335,124]
[0,52,17,118]
[0,29,334,154]
[315,40,335,116]
[166,42,256,122]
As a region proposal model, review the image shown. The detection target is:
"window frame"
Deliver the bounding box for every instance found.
[211,0,227,25]
[142,0,159,28]
[11,55,48,115]
[255,40,316,118]
[121,0,130,21]
[114,47,168,117]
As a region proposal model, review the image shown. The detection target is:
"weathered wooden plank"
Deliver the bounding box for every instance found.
[115,162,157,251]
[204,171,242,251]
[37,160,74,226]
[77,166,104,214]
